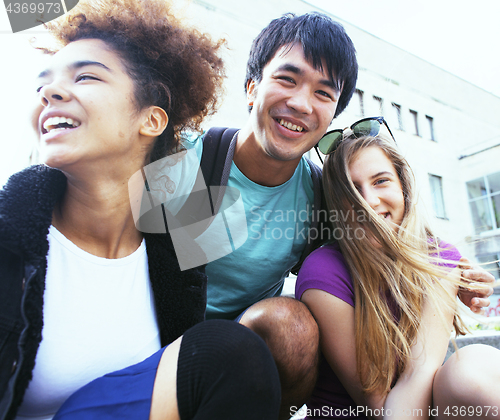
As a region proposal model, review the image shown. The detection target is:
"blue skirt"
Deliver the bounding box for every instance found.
[53,347,167,420]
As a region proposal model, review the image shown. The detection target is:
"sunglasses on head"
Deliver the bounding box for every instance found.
[314,116,396,162]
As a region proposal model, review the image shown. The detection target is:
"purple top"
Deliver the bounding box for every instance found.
[295,241,461,419]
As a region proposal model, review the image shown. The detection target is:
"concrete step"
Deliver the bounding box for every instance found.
[446,329,500,360]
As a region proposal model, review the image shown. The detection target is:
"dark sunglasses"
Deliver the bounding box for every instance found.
[314,117,396,162]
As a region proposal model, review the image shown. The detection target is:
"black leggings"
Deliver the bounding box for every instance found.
[177,319,281,420]
[52,320,280,420]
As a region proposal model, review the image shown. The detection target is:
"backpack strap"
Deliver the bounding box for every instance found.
[200,127,239,214]
[290,157,327,275]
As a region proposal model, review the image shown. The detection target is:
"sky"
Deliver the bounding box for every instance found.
[0,0,499,185]
[307,0,500,97]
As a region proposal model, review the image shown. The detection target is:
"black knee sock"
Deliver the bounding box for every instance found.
[177,319,281,420]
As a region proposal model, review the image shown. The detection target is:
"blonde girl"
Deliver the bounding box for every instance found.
[296,117,500,419]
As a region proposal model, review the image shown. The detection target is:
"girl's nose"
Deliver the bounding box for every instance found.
[39,81,71,106]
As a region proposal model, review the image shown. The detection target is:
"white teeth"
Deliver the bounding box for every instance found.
[43,116,81,132]
[279,119,304,132]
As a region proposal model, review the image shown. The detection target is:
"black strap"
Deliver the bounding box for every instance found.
[290,158,326,275]
[201,127,239,189]
[200,127,238,215]
[168,128,237,237]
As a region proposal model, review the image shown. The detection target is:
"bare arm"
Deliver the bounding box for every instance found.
[301,267,460,420]
[382,266,459,419]
[301,289,386,418]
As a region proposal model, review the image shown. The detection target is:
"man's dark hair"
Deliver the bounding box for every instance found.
[245,12,358,118]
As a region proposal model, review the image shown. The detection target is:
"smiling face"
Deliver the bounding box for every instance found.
[246,43,340,165]
[348,146,405,230]
[33,38,153,175]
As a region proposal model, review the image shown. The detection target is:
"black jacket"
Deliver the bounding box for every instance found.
[0,165,207,420]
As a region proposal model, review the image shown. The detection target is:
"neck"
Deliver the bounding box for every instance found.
[234,125,301,187]
[53,170,143,259]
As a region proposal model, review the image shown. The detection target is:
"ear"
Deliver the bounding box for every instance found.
[246,79,257,107]
[139,106,169,138]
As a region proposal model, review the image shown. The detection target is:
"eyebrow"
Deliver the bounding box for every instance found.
[371,171,394,179]
[37,60,113,78]
[275,63,340,92]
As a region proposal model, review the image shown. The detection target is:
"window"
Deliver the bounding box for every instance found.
[355,89,364,117]
[409,109,419,136]
[426,115,435,141]
[391,103,403,130]
[373,96,383,116]
[429,174,446,218]
[466,171,500,234]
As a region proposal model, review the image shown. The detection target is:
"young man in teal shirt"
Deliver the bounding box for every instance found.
[189,12,494,419]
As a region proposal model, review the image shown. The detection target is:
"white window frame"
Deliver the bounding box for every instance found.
[466,172,500,235]
[429,174,447,219]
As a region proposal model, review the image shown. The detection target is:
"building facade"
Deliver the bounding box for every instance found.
[184,0,500,285]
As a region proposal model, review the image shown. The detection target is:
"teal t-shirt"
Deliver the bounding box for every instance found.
[184,134,314,320]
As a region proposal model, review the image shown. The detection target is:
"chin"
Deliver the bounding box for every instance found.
[39,144,74,167]
[40,154,71,172]
[267,145,304,162]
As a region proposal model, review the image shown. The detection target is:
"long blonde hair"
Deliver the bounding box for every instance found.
[322,133,466,394]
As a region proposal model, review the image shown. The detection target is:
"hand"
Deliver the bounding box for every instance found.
[458,257,495,314]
